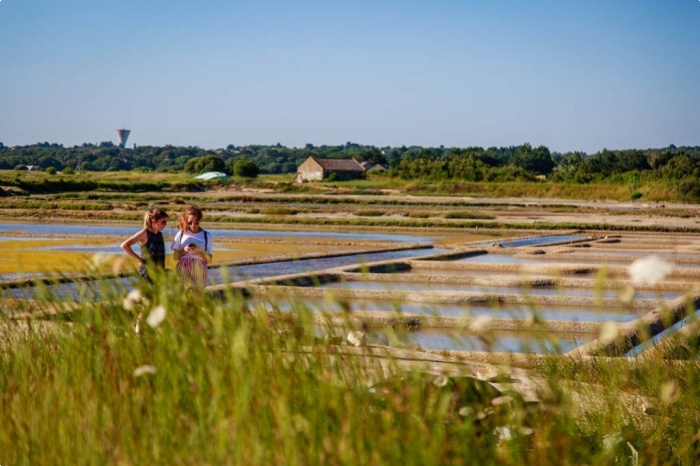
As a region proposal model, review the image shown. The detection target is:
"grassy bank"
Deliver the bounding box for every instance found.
[2,270,700,464]
[0,170,685,202]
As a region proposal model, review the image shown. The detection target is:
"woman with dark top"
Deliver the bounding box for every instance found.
[120,208,169,283]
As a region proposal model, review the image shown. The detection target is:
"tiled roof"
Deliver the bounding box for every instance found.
[313,157,364,172]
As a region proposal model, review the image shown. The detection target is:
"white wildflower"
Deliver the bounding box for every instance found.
[122,289,143,311]
[146,305,167,328]
[133,365,157,377]
[628,256,676,286]
[603,432,623,452]
[432,375,449,387]
[660,379,681,406]
[91,253,110,269]
[494,426,512,442]
[469,316,492,333]
[598,322,620,344]
[346,330,365,347]
[618,285,635,305]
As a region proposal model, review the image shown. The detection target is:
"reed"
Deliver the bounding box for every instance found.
[2,265,700,464]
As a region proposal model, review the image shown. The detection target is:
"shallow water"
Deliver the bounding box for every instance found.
[457,255,544,264]
[474,234,588,248]
[0,223,434,244]
[319,281,680,301]
[317,327,591,353]
[251,298,641,323]
[0,223,444,265]
[625,305,700,357]
[394,330,590,353]
[1,248,448,301]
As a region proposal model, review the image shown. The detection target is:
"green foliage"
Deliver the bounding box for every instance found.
[62,166,75,175]
[231,157,259,178]
[550,152,594,183]
[0,172,206,195]
[353,210,384,217]
[356,147,388,165]
[184,155,226,174]
[483,165,537,182]
[407,211,431,218]
[3,268,700,464]
[510,143,555,176]
[260,207,298,215]
[675,179,700,202]
[45,166,57,175]
[631,191,643,201]
[443,211,496,220]
[3,141,700,186]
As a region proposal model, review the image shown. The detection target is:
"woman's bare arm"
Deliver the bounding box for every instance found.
[120,229,148,265]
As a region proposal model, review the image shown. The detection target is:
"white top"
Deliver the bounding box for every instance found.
[171,230,213,255]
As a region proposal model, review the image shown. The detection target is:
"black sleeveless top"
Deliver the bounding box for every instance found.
[139,230,166,282]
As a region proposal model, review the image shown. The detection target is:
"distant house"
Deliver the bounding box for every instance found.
[294,157,365,183]
[359,161,374,171]
[367,163,389,172]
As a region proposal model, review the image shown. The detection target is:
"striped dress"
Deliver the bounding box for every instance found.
[172,230,210,289]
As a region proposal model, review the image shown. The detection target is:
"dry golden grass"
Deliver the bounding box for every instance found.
[0,235,384,276]
[0,238,118,275]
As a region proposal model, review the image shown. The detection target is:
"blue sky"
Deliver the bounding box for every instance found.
[1,0,698,153]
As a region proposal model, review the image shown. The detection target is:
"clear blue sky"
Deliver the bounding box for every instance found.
[1,0,698,153]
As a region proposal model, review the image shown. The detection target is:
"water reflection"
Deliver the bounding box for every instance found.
[316,327,590,353]
[392,330,590,353]
[0,223,434,244]
[253,298,641,323]
[319,281,680,300]
[474,234,587,248]
[2,248,447,301]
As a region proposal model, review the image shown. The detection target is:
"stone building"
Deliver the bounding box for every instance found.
[294,157,365,183]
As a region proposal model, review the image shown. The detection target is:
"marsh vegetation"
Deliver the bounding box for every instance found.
[3,170,700,464]
[2,267,700,464]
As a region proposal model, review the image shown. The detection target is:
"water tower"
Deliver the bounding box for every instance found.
[116,128,131,148]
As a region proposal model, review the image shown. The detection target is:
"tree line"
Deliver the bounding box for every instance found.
[1,141,699,187]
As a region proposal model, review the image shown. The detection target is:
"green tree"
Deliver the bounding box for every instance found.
[661,155,700,180]
[357,148,388,166]
[588,149,617,174]
[616,150,650,173]
[510,143,555,176]
[231,158,259,178]
[184,156,226,174]
[551,152,593,183]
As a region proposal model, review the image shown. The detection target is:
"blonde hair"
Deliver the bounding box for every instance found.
[177,205,204,233]
[144,208,169,231]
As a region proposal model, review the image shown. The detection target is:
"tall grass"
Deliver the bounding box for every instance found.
[2,269,700,464]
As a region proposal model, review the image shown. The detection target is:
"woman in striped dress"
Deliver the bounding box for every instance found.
[171,205,212,289]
